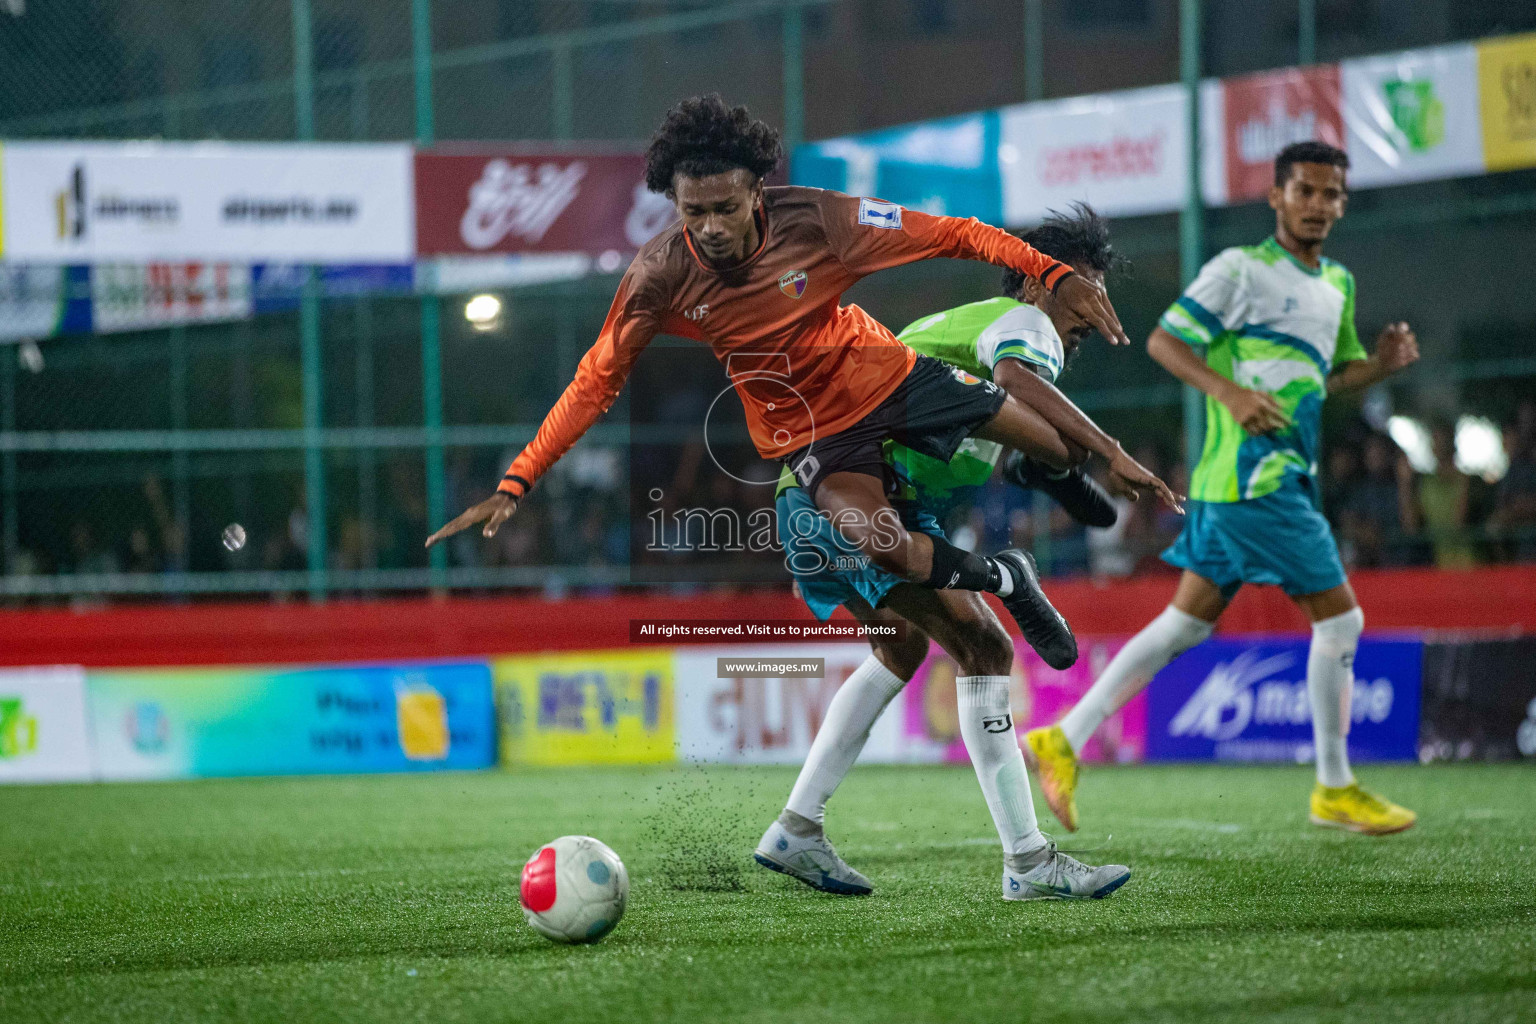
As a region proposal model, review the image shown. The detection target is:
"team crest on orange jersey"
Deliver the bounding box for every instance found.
[778,269,808,299]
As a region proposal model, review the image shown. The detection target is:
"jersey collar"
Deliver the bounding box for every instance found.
[683,205,770,275]
[1263,235,1324,277]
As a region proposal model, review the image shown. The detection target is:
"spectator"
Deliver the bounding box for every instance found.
[1336,433,1410,567]
[1490,415,1536,560]
[1401,422,1476,569]
[64,521,119,576]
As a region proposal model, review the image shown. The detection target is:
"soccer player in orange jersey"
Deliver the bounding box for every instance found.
[427,96,1180,661]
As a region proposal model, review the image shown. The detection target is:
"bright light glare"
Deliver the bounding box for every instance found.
[1455,415,1508,482]
[464,293,502,328]
[1387,415,1436,473]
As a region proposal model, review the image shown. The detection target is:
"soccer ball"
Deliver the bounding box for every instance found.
[519,835,629,944]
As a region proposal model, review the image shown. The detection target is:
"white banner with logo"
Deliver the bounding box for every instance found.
[1342,44,1485,188]
[91,262,254,332]
[998,84,1189,224]
[1,142,414,262]
[673,645,921,765]
[0,666,94,783]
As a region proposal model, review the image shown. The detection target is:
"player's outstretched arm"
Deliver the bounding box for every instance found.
[994,360,1182,512]
[1147,326,1290,436]
[1328,321,1419,394]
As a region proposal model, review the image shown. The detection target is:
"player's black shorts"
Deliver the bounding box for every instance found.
[782,354,1007,497]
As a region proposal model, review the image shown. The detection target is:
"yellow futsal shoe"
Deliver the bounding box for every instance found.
[1024,725,1080,832]
[1309,782,1417,835]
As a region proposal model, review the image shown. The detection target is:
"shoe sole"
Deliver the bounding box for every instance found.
[1308,813,1416,836]
[1003,870,1131,902]
[753,852,873,895]
[1022,737,1080,833]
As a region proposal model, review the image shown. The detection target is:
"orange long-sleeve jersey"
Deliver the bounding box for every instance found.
[497,186,1072,498]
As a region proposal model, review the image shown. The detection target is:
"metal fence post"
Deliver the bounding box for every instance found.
[1025,0,1045,102]
[1179,0,1205,473]
[1298,0,1316,65]
[782,4,804,150]
[414,0,449,585]
[1,349,16,575]
[293,0,327,600]
[553,43,574,140]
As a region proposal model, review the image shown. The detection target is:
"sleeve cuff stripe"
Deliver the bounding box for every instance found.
[499,474,531,497]
[1175,295,1225,339]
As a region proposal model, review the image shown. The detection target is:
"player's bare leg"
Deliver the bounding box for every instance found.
[756,599,928,895]
[1293,582,1416,834]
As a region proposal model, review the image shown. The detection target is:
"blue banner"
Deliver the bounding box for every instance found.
[792,110,1004,223]
[1146,637,1422,763]
[88,660,495,779]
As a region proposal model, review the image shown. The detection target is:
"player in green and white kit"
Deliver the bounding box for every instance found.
[1026,142,1422,838]
[755,205,1180,901]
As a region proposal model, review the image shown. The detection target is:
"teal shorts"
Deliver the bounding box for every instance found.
[777,485,947,621]
[1162,476,1347,600]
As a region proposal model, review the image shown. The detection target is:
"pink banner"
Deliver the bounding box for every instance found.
[902,637,1147,764]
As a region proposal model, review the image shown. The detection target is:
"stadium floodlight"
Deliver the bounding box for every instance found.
[1387,415,1436,473]
[1455,415,1508,482]
[464,293,503,331]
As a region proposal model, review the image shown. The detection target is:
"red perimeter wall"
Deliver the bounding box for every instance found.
[1,564,1532,669]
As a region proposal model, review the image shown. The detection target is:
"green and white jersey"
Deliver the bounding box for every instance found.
[1161,237,1366,503]
[886,298,1063,508]
[774,297,1064,505]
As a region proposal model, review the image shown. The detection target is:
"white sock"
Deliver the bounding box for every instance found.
[1059,606,1213,753]
[1308,608,1363,788]
[957,675,1045,858]
[783,655,908,826]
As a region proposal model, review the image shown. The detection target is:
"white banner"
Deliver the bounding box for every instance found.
[1343,44,1485,188]
[0,265,65,342]
[91,262,253,332]
[673,645,924,765]
[1000,84,1189,225]
[0,666,94,783]
[1,142,414,262]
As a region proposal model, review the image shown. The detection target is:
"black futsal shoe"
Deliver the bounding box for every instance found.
[992,548,1078,670]
[1003,452,1118,529]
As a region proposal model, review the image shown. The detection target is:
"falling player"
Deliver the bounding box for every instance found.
[1025,141,1421,836]
[427,95,1176,663]
[757,204,1165,900]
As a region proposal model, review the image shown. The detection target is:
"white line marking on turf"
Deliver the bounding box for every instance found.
[1118,817,1244,834]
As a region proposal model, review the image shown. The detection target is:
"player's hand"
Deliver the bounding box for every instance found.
[1221,386,1290,436]
[425,491,518,548]
[1375,321,1419,374]
[1106,449,1185,515]
[1054,273,1131,346]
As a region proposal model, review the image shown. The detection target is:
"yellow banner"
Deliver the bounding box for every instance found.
[494,650,674,765]
[1479,33,1536,171]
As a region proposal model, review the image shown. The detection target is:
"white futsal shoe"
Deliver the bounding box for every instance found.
[753,819,873,896]
[1002,841,1131,901]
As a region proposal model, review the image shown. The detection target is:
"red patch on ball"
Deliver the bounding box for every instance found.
[520,846,558,912]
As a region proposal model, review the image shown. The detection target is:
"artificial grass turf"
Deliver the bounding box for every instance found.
[2,763,1533,1024]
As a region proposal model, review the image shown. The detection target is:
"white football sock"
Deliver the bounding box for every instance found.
[783,654,908,827]
[957,675,1045,858]
[1059,605,1213,753]
[1308,608,1363,788]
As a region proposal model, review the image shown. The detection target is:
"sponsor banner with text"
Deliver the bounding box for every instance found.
[414,150,677,257]
[494,650,674,766]
[1419,637,1536,762]
[1216,64,1345,204]
[1342,44,1484,188]
[87,661,494,780]
[901,637,1146,765]
[0,142,413,263]
[1477,32,1536,172]
[1000,84,1188,224]
[1145,637,1421,763]
[0,666,93,783]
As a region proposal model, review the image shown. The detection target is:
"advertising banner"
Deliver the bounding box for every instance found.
[1145,637,1421,763]
[414,150,677,257]
[0,264,72,343]
[0,142,414,262]
[0,666,93,783]
[791,111,1004,223]
[494,650,673,766]
[1000,84,1188,225]
[87,661,494,780]
[90,262,253,333]
[673,645,919,764]
[1419,637,1536,761]
[901,638,1146,765]
[1215,65,1344,204]
[1477,32,1536,172]
[1342,44,1485,188]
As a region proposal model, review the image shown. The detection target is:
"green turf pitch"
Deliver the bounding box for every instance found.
[3,764,1533,1024]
